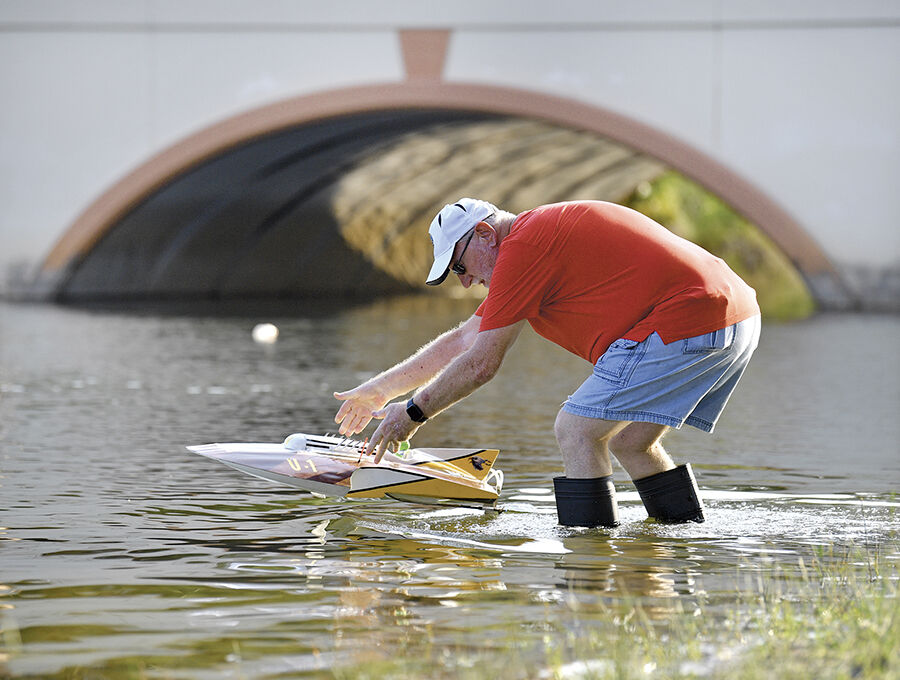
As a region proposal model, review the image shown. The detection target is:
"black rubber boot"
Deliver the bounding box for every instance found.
[553,475,619,527]
[634,463,705,523]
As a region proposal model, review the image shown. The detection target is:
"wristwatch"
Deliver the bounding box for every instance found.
[406,398,428,423]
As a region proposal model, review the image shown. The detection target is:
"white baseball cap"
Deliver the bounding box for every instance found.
[426,198,496,285]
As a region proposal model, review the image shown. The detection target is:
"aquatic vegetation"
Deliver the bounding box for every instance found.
[325,541,898,680]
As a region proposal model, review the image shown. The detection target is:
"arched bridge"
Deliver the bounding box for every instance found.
[37,83,841,305]
[4,6,896,309]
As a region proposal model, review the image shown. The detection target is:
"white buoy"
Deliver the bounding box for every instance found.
[252,323,279,344]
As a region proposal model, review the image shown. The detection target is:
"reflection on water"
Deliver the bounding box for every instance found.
[0,299,897,678]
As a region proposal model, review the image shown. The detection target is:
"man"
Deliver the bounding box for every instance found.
[334,198,760,527]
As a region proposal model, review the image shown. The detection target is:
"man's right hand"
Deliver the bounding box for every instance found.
[333,385,390,436]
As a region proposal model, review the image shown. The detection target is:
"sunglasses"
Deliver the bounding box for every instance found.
[451,229,476,276]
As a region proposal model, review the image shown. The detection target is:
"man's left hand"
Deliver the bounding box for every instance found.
[365,401,421,463]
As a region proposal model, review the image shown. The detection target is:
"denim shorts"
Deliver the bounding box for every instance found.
[562,315,761,432]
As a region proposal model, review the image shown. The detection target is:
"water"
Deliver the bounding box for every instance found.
[1,298,898,678]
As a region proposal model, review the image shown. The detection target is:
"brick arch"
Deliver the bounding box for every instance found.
[41,81,842,299]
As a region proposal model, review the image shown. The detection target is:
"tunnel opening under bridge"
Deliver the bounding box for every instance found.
[36,83,846,311]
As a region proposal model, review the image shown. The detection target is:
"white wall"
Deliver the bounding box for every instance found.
[1,0,898,283]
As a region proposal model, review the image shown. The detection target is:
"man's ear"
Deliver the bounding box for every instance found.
[474,220,496,243]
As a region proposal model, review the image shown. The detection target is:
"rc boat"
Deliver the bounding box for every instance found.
[188,432,504,505]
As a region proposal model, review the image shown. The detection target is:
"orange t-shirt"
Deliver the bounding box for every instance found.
[477,201,759,363]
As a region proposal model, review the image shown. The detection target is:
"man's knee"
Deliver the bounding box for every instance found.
[554,410,580,449]
[554,409,622,448]
[609,422,669,456]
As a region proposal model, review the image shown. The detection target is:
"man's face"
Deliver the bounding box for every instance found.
[452,222,495,289]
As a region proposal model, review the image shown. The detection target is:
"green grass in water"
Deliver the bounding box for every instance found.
[331,543,898,680]
[624,172,816,321]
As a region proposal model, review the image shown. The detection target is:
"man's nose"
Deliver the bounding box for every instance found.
[458,273,473,288]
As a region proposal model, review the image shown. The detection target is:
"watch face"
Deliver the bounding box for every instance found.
[406,399,427,422]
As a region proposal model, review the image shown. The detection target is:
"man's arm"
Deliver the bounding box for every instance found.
[412,320,525,420]
[365,320,525,461]
[333,313,482,435]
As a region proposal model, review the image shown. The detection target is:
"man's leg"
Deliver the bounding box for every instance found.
[555,413,674,479]
[555,412,704,524]
[552,410,626,527]
[553,409,627,478]
[609,422,704,523]
[608,422,674,479]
